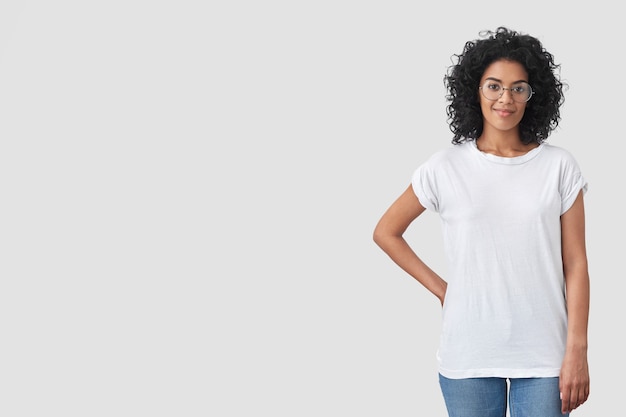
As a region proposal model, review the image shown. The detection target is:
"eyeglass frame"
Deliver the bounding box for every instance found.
[478,80,534,103]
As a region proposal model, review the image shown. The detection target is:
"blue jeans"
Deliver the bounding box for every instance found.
[439,374,568,417]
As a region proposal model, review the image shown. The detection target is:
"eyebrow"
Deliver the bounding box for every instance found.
[484,77,529,84]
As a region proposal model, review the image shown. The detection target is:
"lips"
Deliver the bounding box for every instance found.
[494,108,514,116]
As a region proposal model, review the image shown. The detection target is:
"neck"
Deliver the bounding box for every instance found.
[476,136,539,158]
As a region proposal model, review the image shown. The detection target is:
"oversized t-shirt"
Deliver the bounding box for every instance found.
[411,140,587,379]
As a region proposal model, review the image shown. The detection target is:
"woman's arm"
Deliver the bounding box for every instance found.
[559,189,591,414]
[373,184,447,305]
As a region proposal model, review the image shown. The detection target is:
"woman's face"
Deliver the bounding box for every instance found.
[478,59,530,135]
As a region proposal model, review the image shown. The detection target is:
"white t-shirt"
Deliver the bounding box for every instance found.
[411,140,587,379]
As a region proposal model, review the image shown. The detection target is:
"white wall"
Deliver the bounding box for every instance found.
[0,1,617,416]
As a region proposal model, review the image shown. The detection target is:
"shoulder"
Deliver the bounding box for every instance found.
[539,143,587,193]
[540,143,579,161]
[538,143,583,170]
[423,142,473,167]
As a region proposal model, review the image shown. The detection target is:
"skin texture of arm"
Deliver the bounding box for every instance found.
[558,189,591,414]
[372,184,447,305]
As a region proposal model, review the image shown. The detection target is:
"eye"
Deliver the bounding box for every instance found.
[486,82,501,91]
[511,85,527,94]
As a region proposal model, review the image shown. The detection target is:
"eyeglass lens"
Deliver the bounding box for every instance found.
[480,81,532,102]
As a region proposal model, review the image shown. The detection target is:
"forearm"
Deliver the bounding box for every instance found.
[565,266,590,351]
[375,234,447,303]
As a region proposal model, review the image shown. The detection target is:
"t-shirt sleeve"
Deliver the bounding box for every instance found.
[560,152,588,215]
[411,160,439,212]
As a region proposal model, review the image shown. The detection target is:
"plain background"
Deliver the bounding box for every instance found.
[0,1,619,416]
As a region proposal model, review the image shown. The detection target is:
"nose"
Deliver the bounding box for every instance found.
[499,88,514,103]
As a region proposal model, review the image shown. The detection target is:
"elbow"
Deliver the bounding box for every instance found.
[372,224,391,250]
[372,229,383,248]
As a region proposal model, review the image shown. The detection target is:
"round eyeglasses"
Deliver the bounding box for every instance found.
[479,80,534,103]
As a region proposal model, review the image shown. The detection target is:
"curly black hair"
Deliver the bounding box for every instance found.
[444,27,565,145]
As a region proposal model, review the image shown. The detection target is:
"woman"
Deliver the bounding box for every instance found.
[373,27,590,416]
